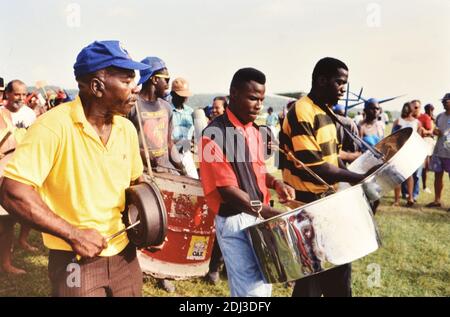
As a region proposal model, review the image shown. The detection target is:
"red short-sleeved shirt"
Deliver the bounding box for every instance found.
[418,113,433,131]
[199,108,270,214]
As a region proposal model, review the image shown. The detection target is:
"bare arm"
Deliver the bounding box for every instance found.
[217,186,285,219]
[309,162,366,185]
[0,178,107,258]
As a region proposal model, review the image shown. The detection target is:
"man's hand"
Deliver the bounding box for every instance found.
[273,179,295,203]
[260,205,286,219]
[69,228,107,258]
[364,163,384,179]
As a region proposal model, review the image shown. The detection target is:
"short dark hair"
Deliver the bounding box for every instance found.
[312,57,348,86]
[230,67,266,90]
[424,104,434,113]
[5,79,26,93]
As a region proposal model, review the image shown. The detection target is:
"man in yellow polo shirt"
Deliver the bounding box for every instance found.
[280,57,372,297]
[0,41,149,297]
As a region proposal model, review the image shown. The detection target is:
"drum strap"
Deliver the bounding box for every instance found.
[204,113,263,217]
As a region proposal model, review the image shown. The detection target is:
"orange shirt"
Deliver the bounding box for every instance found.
[199,108,270,214]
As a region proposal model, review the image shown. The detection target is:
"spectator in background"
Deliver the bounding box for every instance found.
[210,96,227,120]
[1,80,36,128]
[426,93,450,211]
[401,100,423,202]
[265,106,279,139]
[0,77,5,105]
[203,103,213,120]
[170,77,198,179]
[353,111,364,126]
[359,98,384,151]
[333,104,361,164]
[418,104,436,193]
[0,79,38,275]
[392,102,420,207]
[378,106,389,130]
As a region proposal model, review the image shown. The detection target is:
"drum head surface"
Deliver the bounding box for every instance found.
[124,181,167,248]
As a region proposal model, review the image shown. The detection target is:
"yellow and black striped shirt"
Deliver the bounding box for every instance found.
[280,96,339,203]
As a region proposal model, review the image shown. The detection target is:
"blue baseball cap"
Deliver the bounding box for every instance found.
[137,56,167,85]
[364,98,379,109]
[333,104,345,113]
[73,40,150,78]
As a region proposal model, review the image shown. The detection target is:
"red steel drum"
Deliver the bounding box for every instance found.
[137,173,216,280]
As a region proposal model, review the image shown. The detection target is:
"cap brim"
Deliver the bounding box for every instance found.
[174,90,192,97]
[138,74,151,85]
[112,60,151,72]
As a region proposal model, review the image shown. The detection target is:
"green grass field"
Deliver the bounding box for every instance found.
[1,171,448,297]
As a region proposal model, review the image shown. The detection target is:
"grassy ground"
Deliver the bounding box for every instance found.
[1,171,448,297]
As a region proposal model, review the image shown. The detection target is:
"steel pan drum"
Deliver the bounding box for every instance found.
[247,183,380,283]
[342,127,430,200]
[137,173,216,279]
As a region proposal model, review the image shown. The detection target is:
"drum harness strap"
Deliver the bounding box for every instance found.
[205,113,264,219]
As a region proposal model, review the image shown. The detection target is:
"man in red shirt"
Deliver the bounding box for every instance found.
[199,68,295,296]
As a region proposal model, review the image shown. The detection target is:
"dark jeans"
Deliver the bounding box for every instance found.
[48,243,142,297]
[209,237,224,273]
[292,264,352,297]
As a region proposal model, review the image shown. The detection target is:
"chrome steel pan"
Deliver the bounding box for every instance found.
[247,184,380,283]
[343,127,430,201]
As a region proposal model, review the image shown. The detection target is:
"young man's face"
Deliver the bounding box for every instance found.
[321,68,348,106]
[230,80,265,124]
[153,68,170,99]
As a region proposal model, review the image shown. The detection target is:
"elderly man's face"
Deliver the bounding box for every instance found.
[6,82,27,112]
[101,67,140,116]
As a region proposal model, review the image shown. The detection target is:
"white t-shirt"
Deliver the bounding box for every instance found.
[1,105,36,128]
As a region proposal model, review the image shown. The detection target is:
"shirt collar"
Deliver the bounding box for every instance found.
[226,108,254,129]
[70,95,122,131]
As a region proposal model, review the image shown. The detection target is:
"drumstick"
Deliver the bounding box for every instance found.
[271,143,337,194]
[73,221,142,261]
[106,220,141,242]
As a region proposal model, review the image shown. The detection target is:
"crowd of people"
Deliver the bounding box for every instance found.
[0,40,448,297]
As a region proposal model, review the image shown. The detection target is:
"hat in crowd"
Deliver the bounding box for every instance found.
[73,40,150,78]
[0,77,4,91]
[442,93,450,101]
[171,77,192,97]
[424,104,434,112]
[364,97,379,109]
[137,56,167,85]
[333,104,345,113]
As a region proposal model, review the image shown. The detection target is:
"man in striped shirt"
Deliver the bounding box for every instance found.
[280,57,370,297]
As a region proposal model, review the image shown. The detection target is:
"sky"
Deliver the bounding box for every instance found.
[1,0,449,112]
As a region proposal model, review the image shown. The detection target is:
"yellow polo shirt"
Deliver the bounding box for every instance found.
[3,96,143,256]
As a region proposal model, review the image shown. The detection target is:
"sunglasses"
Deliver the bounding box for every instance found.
[153,74,170,83]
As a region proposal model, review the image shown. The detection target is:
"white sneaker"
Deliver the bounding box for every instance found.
[424,188,432,194]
